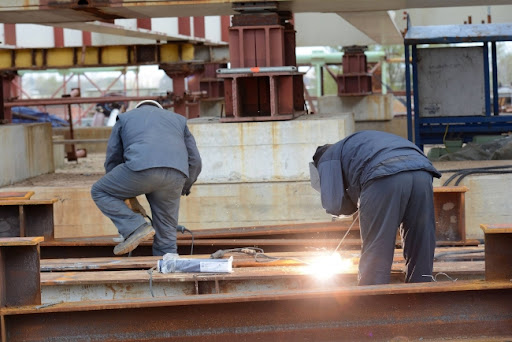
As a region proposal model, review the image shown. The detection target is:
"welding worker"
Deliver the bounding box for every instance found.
[91,100,202,256]
[310,130,441,285]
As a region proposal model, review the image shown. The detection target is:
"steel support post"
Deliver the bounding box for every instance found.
[0,237,43,309]
[480,224,512,281]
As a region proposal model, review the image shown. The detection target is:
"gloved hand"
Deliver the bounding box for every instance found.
[181,187,191,196]
[124,197,148,217]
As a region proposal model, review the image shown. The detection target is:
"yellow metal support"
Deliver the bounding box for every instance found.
[160,45,180,63]
[0,43,195,71]
[14,49,32,69]
[79,47,100,66]
[47,48,75,68]
[182,44,195,61]
[101,46,130,65]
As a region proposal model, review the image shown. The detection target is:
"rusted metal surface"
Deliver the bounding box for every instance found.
[4,94,167,107]
[0,199,56,240]
[219,72,305,121]
[38,259,485,303]
[220,12,305,122]
[0,237,43,308]
[2,281,512,341]
[39,246,485,272]
[434,186,467,243]
[480,223,512,281]
[337,47,372,96]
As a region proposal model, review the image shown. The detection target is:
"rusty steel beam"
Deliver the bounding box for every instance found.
[480,223,512,281]
[2,281,512,341]
[38,260,485,303]
[4,94,166,108]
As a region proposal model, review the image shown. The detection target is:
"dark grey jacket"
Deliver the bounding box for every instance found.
[105,105,202,192]
[317,130,441,216]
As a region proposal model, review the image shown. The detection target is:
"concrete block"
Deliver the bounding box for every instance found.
[0,123,54,187]
[8,181,329,238]
[317,94,393,121]
[52,135,66,170]
[433,172,512,240]
[52,126,111,153]
[189,113,355,183]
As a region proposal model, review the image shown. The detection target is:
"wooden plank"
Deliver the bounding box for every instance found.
[0,191,34,200]
[0,199,58,206]
[0,237,44,246]
[480,223,512,234]
[434,186,468,193]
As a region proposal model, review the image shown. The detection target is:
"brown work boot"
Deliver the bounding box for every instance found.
[114,224,155,255]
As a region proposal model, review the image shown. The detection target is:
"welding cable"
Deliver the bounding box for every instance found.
[176,225,194,255]
[440,165,512,186]
[144,213,195,255]
[210,247,265,259]
[332,211,360,254]
[422,272,457,282]
[210,247,306,264]
[453,170,512,186]
[147,265,157,298]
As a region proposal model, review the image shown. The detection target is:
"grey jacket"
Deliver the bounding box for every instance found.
[317,130,441,216]
[105,105,202,193]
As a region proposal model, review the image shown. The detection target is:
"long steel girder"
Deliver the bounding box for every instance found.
[0,44,229,72]
[2,281,512,341]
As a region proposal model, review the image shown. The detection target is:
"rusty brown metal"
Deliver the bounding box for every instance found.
[0,237,43,308]
[434,186,467,243]
[220,11,305,122]
[480,223,512,281]
[0,199,56,241]
[3,94,167,107]
[337,46,372,96]
[2,281,512,341]
[218,71,305,121]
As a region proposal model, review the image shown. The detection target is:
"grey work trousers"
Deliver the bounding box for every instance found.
[91,164,186,256]
[358,170,436,285]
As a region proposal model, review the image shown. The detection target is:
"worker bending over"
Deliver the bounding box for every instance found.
[91,100,202,256]
[310,130,441,285]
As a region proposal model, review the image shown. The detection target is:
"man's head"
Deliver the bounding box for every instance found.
[312,144,332,167]
[135,100,163,109]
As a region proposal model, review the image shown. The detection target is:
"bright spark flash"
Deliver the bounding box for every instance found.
[306,253,352,280]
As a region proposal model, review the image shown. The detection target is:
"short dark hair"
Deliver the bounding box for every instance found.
[312,144,332,167]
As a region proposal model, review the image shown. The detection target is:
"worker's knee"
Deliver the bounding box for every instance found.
[90,182,102,202]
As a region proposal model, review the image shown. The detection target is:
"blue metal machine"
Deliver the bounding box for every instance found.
[404,18,512,149]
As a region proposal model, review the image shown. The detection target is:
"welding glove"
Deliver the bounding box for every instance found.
[125,197,148,217]
[181,187,191,196]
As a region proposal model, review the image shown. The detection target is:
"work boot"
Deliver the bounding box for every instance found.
[114,224,155,255]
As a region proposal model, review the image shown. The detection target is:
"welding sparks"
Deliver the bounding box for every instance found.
[306,252,352,280]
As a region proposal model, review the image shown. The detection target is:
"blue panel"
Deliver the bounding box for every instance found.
[419,116,512,124]
[492,42,499,116]
[405,44,413,142]
[483,43,491,117]
[412,45,421,149]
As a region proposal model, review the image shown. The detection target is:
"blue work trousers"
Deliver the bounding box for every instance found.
[358,170,436,285]
[91,164,186,256]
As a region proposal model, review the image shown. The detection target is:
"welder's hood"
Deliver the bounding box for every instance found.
[309,162,321,192]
